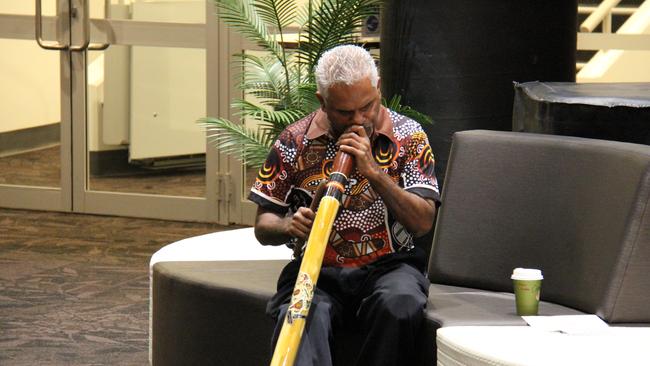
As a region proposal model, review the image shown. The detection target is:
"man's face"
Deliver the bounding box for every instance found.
[317,77,382,138]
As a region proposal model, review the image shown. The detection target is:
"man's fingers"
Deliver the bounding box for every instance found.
[294,218,312,231]
[338,134,367,147]
[288,207,315,240]
[297,207,316,220]
[345,125,368,137]
[338,139,369,158]
[339,131,365,143]
[288,222,309,240]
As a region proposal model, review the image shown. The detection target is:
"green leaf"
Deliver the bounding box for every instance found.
[382,95,434,126]
[212,0,286,67]
[253,0,297,31]
[235,52,287,102]
[232,99,306,134]
[198,117,274,168]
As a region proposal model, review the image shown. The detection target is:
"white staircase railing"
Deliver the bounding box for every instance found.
[577,0,650,81]
[580,0,623,33]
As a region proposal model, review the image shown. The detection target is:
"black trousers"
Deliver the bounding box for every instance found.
[267,257,429,366]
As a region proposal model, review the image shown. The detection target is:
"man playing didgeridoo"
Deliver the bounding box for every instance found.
[248,44,440,366]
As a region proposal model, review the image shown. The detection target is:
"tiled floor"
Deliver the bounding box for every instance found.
[0,208,234,365]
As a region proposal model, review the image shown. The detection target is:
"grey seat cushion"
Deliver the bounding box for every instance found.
[426,284,585,328]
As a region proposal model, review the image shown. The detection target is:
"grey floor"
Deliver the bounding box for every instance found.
[0,208,234,365]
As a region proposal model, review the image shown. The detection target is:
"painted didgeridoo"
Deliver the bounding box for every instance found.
[270,151,354,366]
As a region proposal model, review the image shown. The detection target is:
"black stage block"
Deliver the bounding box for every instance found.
[513,82,650,145]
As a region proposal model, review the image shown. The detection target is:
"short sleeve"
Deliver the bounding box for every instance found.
[401,125,441,204]
[248,130,297,214]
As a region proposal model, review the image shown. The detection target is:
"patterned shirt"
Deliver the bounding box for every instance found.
[249,107,440,268]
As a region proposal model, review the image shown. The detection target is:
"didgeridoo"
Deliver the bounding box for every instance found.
[270,151,354,366]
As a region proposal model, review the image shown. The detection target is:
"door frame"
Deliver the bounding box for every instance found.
[0,7,72,212]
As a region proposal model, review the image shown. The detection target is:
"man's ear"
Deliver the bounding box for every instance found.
[376,78,382,97]
[316,92,326,110]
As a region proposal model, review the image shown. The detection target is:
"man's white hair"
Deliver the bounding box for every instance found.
[315,45,379,98]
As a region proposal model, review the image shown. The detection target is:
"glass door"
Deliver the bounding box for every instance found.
[0,0,231,224]
[0,0,72,211]
[73,0,221,222]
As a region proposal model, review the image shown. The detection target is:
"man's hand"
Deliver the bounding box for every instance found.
[254,206,314,246]
[336,125,380,180]
[285,206,315,241]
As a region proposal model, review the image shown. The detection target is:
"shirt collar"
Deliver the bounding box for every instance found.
[305,106,396,144]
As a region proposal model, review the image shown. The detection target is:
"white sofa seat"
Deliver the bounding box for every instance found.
[437,326,650,366]
[149,227,292,266]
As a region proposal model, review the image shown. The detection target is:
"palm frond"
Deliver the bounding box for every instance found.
[383,95,434,126]
[295,0,321,28]
[212,0,286,67]
[198,117,274,168]
[288,80,320,113]
[298,0,381,72]
[280,62,314,108]
[232,99,306,132]
[236,52,287,101]
[253,0,297,32]
[250,0,297,90]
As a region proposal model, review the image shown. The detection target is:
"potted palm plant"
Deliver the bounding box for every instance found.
[200,0,431,169]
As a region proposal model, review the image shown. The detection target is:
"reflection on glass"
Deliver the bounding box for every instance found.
[87,45,206,197]
[0,0,56,16]
[0,39,61,188]
[89,0,206,24]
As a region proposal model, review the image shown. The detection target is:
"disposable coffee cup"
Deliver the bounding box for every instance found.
[511,268,543,316]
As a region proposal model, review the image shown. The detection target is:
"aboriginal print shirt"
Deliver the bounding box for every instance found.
[249,107,440,268]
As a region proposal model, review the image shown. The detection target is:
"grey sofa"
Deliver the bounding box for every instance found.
[151,130,650,365]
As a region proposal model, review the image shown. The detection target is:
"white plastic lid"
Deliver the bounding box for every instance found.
[511,267,543,280]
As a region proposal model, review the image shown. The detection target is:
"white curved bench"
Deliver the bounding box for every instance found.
[150,227,292,265]
[148,227,291,364]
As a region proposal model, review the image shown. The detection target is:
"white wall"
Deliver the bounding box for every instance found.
[0,0,56,16]
[0,0,59,133]
[128,0,206,160]
[0,39,61,133]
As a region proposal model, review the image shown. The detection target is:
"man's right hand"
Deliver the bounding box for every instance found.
[285,206,315,241]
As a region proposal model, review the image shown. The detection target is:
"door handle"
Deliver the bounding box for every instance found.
[87,0,110,51]
[35,0,69,50]
[71,0,110,52]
